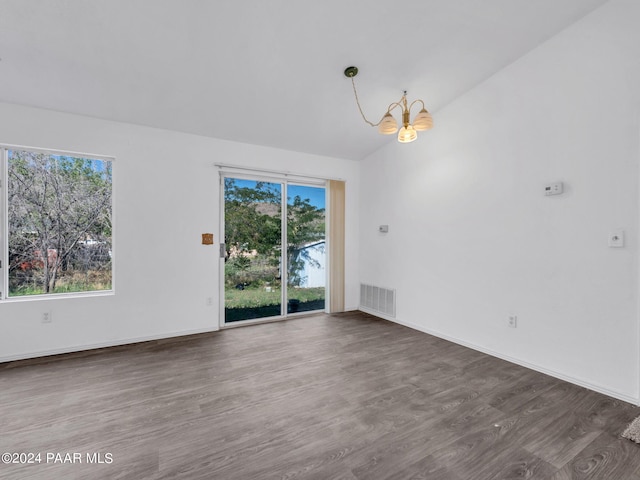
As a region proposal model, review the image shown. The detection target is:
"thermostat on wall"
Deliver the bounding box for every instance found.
[544,182,563,196]
[379,225,389,233]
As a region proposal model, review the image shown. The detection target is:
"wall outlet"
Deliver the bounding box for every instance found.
[42,311,52,324]
[206,297,213,306]
[508,315,517,328]
[608,230,625,248]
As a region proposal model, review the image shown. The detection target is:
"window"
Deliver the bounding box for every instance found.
[1,146,113,299]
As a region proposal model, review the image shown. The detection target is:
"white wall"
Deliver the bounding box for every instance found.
[359,0,640,403]
[0,102,360,361]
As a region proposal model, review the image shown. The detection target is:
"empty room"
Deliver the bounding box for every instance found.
[2,1,640,479]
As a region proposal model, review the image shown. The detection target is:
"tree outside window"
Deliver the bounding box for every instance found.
[6,149,113,297]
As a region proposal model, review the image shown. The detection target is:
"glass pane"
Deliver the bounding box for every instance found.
[7,149,113,297]
[224,178,282,322]
[286,184,325,313]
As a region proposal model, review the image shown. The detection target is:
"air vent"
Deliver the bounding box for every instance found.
[360,283,396,318]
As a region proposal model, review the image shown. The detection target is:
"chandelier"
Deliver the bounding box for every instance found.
[344,66,433,143]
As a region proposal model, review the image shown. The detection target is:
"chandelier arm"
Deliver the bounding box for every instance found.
[386,101,404,114]
[408,99,426,112]
[350,77,381,127]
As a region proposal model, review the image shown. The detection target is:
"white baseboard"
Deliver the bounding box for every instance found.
[359,307,640,406]
[0,326,220,363]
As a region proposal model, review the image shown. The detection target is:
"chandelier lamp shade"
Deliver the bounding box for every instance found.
[344,66,433,143]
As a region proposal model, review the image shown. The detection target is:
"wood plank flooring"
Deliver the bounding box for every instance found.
[1,311,639,479]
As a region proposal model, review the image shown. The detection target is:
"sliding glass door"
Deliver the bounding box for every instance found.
[286,184,326,314]
[221,176,325,324]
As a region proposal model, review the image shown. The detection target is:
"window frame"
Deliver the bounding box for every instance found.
[0,144,115,302]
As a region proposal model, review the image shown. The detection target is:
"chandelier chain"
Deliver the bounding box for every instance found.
[350,77,380,127]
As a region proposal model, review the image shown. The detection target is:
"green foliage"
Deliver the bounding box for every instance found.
[224,178,325,288]
[225,254,280,288]
[224,178,281,258]
[9,269,112,296]
[287,195,325,286]
[225,286,325,309]
[232,255,251,272]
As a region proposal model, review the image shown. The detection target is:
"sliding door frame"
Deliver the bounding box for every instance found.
[218,170,327,328]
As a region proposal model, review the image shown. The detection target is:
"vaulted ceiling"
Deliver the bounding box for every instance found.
[0,1,609,160]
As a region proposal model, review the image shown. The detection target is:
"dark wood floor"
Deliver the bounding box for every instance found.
[1,311,639,479]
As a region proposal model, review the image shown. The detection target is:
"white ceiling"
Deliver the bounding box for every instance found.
[0,0,609,160]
